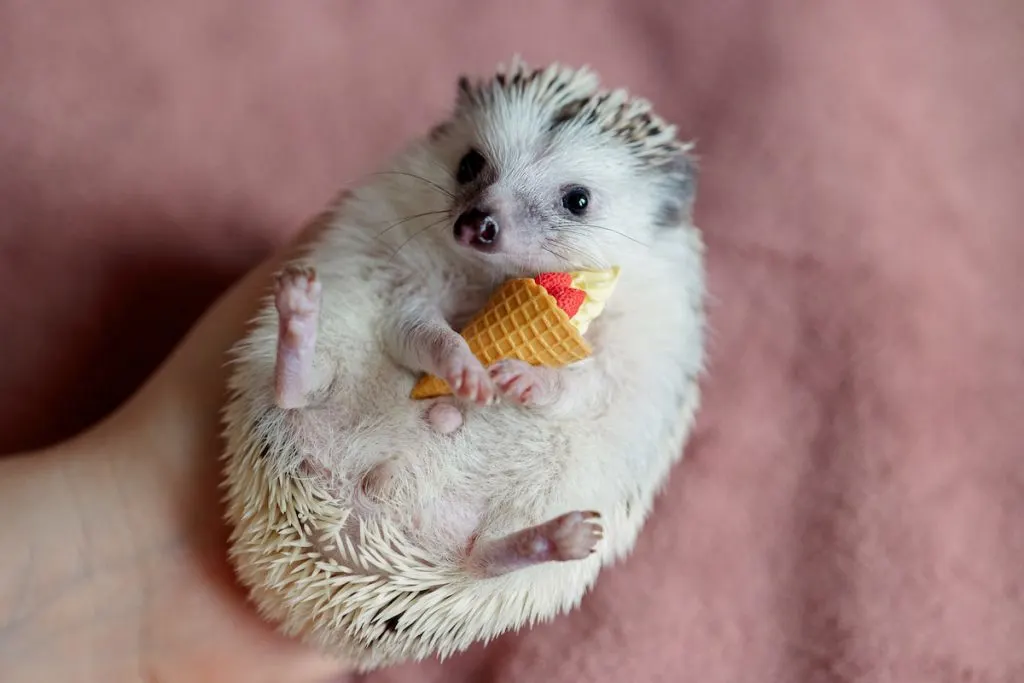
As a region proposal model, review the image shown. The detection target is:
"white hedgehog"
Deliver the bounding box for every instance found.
[220,57,707,671]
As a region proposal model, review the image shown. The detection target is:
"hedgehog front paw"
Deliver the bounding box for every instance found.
[488,359,557,407]
[436,346,494,406]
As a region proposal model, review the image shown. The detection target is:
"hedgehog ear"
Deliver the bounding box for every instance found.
[455,76,474,108]
[654,149,699,228]
[427,122,452,141]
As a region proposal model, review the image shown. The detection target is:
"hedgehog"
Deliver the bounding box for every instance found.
[220,57,707,671]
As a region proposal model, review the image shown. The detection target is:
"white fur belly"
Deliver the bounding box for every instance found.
[335,392,570,552]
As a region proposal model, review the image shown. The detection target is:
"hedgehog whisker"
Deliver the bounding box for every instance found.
[541,245,573,269]
[376,209,451,240]
[390,216,449,261]
[420,156,457,182]
[575,244,609,269]
[544,232,600,261]
[551,221,650,248]
[371,171,455,199]
[542,238,607,270]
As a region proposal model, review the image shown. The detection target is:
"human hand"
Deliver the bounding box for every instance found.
[0,203,353,683]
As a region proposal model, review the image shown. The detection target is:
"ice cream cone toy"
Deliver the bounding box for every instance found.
[410,267,621,400]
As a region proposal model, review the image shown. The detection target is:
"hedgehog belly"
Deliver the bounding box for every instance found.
[219,407,606,670]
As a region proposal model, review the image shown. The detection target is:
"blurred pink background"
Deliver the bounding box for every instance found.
[2,1,1023,681]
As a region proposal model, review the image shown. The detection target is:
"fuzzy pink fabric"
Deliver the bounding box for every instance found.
[2,1,1022,681]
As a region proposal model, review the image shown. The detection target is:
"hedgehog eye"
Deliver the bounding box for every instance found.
[561,186,590,216]
[456,148,486,184]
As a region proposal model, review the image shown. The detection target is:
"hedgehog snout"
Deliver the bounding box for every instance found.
[453,208,500,251]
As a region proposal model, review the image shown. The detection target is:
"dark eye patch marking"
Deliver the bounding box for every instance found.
[456,148,487,184]
[549,98,589,131]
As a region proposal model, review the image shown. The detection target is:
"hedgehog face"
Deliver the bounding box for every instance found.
[423,60,697,277]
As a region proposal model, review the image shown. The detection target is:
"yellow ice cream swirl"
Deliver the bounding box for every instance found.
[566,266,621,334]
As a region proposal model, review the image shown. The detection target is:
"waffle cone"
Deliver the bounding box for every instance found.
[411,278,592,399]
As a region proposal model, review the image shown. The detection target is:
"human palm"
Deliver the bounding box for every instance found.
[1,212,351,683]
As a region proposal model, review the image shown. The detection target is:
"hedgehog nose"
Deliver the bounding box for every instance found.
[453,208,499,250]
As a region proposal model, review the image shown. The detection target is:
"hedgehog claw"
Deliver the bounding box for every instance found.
[488,359,557,407]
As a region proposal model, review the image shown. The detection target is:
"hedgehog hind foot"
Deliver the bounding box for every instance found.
[273,264,322,410]
[466,510,603,578]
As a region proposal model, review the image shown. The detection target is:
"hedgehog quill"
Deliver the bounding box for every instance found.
[221,58,707,670]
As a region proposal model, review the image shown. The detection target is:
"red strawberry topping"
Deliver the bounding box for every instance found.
[534,272,573,290]
[534,272,586,317]
[548,286,586,318]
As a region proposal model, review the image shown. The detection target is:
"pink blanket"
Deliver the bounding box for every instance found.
[2,1,1022,680]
